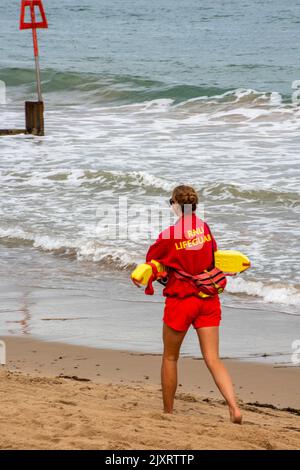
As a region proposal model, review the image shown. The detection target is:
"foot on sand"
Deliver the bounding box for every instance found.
[229,407,243,424]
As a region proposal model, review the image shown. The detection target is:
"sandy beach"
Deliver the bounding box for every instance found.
[0,336,299,450]
[1,0,300,453]
[0,250,299,451]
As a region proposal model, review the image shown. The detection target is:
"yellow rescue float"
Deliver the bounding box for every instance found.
[131,250,251,293]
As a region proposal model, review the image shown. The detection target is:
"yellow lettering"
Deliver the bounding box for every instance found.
[175,232,210,251]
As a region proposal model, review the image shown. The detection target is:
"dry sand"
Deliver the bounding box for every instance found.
[0,336,299,450]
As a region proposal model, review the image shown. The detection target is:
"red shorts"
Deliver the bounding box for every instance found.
[163,295,221,332]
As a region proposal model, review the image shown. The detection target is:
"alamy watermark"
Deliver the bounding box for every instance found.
[0,80,6,105]
[291,80,300,105]
[0,340,6,365]
[291,340,300,365]
[95,196,206,246]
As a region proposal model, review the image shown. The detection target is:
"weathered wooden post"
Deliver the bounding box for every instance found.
[25,101,44,136]
[20,0,48,136]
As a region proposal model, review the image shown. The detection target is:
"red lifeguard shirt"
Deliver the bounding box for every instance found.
[145,213,217,298]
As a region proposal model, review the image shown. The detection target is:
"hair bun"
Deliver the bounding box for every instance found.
[187,192,197,204]
[172,185,199,213]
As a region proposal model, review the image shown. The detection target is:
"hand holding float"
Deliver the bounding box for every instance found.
[131,260,168,295]
[131,250,250,296]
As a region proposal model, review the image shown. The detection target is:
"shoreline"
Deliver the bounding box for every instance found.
[0,272,299,362]
[0,336,299,450]
[1,269,300,449]
[2,336,300,409]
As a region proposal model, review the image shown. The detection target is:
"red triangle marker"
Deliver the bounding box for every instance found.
[20,0,48,30]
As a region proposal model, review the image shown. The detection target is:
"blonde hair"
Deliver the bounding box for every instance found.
[172,185,199,213]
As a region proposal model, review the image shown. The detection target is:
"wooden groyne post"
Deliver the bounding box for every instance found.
[25,101,45,135]
[0,0,48,137]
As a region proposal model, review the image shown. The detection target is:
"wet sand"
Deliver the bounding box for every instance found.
[0,336,299,450]
[0,275,299,361]
[2,336,300,409]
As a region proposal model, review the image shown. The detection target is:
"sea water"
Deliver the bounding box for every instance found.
[0,0,299,353]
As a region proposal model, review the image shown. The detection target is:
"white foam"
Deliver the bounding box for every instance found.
[1,85,299,308]
[33,234,75,251]
[128,171,175,192]
[76,240,137,267]
[0,226,138,269]
[227,277,300,308]
[0,226,31,241]
[142,98,174,112]
[270,92,283,106]
[0,168,176,192]
[1,225,300,308]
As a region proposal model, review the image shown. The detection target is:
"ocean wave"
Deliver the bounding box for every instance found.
[0,226,299,308]
[0,227,138,270]
[1,67,291,107]
[0,169,175,193]
[0,169,298,207]
[0,67,226,104]
[226,277,300,308]
[202,182,300,208]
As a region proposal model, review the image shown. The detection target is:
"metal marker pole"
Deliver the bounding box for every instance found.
[34,41,42,102]
[30,4,42,102]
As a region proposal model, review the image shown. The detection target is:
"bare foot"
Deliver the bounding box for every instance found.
[229,407,242,424]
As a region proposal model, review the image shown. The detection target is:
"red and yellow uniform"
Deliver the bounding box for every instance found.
[146,213,221,331]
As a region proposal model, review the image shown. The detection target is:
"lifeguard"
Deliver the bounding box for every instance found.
[134,184,243,424]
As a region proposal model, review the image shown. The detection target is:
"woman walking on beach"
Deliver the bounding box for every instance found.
[145,185,242,424]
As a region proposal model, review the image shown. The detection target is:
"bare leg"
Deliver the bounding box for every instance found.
[196,326,242,424]
[161,323,187,413]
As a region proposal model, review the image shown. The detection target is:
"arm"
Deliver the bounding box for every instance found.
[145,232,170,265]
[206,222,218,252]
[212,235,217,252]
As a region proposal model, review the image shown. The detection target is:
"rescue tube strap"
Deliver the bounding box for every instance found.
[173,224,227,297]
[145,262,168,295]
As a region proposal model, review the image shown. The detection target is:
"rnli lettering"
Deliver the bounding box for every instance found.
[187,226,204,238]
[175,233,211,251]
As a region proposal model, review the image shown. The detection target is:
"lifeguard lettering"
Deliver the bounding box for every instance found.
[175,233,211,251]
[187,226,204,238]
[145,215,217,297]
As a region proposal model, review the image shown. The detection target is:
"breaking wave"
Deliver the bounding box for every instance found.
[0,226,299,309]
[1,67,292,107]
[0,169,299,207]
[226,277,300,309]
